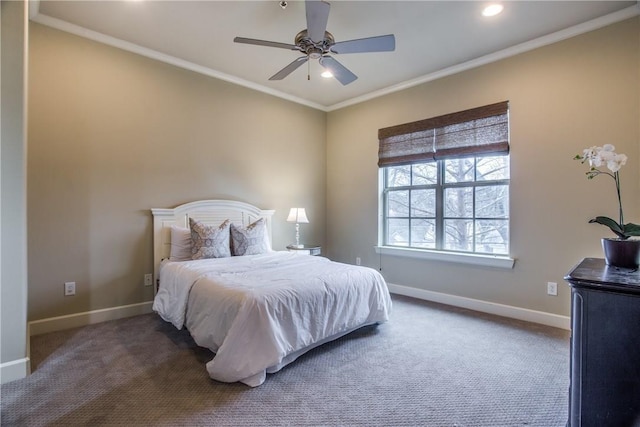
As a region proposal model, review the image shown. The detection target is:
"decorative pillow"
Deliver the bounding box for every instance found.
[230,218,271,256]
[189,218,231,259]
[169,226,193,261]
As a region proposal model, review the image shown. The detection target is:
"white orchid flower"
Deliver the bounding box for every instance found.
[575,144,639,240]
[607,160,622,172]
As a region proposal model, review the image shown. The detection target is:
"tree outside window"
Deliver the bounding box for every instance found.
[383,155,509,255]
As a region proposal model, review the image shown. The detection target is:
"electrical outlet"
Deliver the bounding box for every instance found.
[64,281,76,296]
[547,281,558,296]
[144,273,153,287]
[356,257,361,266]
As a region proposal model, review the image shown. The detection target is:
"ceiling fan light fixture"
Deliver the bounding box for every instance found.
[234,0,395,86]
[321,70,333,78]
[308,49,323,60]
[482,4,503,17]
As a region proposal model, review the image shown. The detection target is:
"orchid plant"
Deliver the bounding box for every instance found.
[575,144,640,240]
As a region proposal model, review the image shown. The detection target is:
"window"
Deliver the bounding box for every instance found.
[379,102,510,256]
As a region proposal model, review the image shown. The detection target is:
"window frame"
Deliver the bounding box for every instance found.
[376,101,515,268]
[378,154,511,257]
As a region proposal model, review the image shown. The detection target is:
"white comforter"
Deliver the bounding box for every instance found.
[152,251,392,386]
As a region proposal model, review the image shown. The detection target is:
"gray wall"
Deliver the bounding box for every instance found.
[27,24,326,321]
[326,17,640,317]
[1,0,29,381]
[24,15,640,328]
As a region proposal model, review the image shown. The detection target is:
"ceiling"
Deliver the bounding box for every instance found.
[31,1,639,111]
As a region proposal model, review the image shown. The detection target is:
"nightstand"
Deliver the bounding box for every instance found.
[564,257,640,426]
[286,245,321,256]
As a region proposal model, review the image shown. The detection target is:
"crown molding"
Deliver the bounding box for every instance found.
[30,13,328,112]
[29,3,639,113]
[327,3,640,111]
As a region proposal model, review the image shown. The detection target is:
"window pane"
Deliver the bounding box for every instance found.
[476,185,509,218]
[444,219,473,252]
[382,153,509,256]
[411,219,435,248]
[444,158,474,183]
[388,190,409,217]
[412,163,437,185]
[475,220,509,254]
[387,218,409,246]
[386,166,411,187]
[477,156,509,181]
[444,187,473,218]
[411,189,435,217]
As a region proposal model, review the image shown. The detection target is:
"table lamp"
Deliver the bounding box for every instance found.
[287,208,309,248]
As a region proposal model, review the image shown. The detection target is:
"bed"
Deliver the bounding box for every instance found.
[151,200,392,387]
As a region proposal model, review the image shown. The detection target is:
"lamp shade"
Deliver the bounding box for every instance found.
[287,208,309,223]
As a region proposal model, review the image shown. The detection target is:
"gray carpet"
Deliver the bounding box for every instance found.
[1,295,570,426]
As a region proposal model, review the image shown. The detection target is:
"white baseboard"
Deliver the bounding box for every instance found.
[0,357,30,385]
[29,301,154,336]
[388,283,570,330]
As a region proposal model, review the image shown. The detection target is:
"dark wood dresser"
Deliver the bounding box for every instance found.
[564,257,640,427]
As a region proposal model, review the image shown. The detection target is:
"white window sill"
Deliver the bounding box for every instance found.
[374,246,515,269]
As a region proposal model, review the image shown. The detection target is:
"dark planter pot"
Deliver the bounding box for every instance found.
[602,238,640,269]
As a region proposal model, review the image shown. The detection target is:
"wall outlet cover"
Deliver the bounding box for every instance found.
[64,281,76,296]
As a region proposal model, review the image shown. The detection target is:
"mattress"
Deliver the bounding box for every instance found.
[152,251,392,386]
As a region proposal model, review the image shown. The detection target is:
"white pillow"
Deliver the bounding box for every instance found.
[189,218,231,259]
[169,226,192,261]
[230,218,271,256]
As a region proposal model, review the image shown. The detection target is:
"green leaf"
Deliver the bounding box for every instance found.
[622,223,640,237]
[589,216,626,238]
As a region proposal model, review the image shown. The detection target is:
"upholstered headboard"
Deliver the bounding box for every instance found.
[151,199,275,290]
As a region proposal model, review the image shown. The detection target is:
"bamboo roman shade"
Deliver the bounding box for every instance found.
[378,101,509,167]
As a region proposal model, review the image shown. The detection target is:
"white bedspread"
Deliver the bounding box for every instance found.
[152,251,392,386]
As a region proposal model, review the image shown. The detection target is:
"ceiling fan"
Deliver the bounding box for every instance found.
[233,0,395,85]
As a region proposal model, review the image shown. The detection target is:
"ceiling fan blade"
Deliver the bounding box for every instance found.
[331,34,396,54]
[269,56,309,81]
[319,56,357,85]
[234,37,299,51]
[306,0,330,42]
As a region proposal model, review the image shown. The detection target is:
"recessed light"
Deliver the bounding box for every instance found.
[321,70,333,78]
[482,4,503,17]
